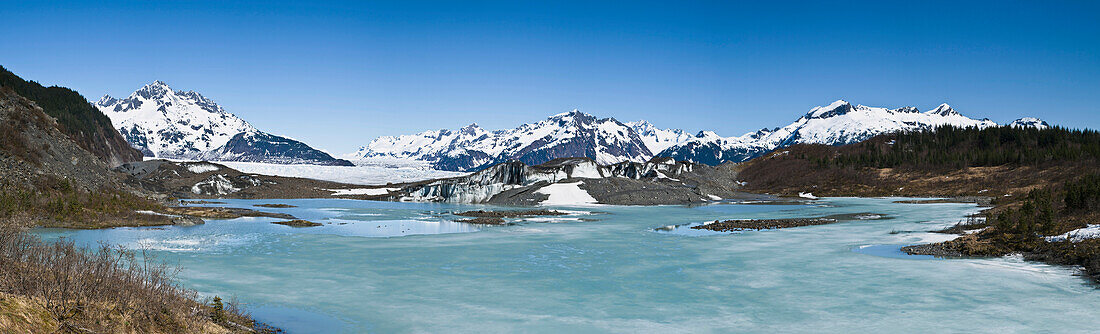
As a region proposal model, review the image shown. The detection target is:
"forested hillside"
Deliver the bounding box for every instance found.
[0,66,142,166]
[736,125,1100,281]
[810,125,1100,170]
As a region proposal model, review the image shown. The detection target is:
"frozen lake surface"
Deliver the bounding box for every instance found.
[35,198,1100,333]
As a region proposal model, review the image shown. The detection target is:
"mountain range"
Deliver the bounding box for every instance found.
[354,100,1047,171]
[96,81,352,166]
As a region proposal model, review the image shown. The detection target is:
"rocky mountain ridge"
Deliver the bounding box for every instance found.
[355,101,1048,171]
[96,81,351,166]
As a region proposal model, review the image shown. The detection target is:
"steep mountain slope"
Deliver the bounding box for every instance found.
[355,110,655,171]
[97,81,351,166]
[0,85,173,228]
[0,66,142,166]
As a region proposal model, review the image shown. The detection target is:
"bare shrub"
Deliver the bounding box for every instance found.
[0,226,261,332]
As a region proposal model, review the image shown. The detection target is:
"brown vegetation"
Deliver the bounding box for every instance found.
[0,176,171,229]
[159,207,295,220]
[0,227,261,333]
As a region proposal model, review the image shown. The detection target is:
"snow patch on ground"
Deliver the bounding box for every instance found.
[328,188,400,196]
[215,161,465,185]
[184,163,221,174]
[1046,225,1100,242]
[135,210,174,217]
[536,182,599,206]
[191,174,240,195]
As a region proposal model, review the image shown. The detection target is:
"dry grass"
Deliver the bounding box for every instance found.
[0,227,263,333]
[0,178,172,229]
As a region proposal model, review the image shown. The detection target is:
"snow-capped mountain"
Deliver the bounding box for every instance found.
[96,81,351,166]
[626,120,694,153]
[657,100,1004,165]
[1009,117,1050,130]
[354,110,655,171]
[357,101,1048,171]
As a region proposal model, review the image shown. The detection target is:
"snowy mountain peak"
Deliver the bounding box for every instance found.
[355,109,657,171]
[1010,117,1050,129]
[96,81,350,165]
[927,103,957,116]
[657,100,1023,166]
[806,100,854,119]
[551,108,586,118]
[458,123,487,137]
[96,94,117,106]
[894,106,920,114]
[133,80,173,99]
[548,109,598,125]
[358,100,1046,171]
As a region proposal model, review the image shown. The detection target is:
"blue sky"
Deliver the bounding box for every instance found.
[2,0,1097,154]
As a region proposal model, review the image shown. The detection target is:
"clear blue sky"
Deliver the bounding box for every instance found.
[2,0,1097,154]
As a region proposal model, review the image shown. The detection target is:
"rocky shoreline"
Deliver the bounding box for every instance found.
[160,206,296,220]
[894,196,994,206]
[454,209,566,218]
[454,217,509,225]
[272,219,321,227]
[452,209,570,225]
[692,218,838,231]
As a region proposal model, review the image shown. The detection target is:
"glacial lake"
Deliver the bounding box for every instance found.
[34,198,1100,333]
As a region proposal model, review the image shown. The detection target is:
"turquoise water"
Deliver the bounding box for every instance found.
[34,198,1100,333]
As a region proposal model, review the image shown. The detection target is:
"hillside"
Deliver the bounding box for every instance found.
[0,86,173,229]
[735,125,1100,281]
[736,125,1099,197]
[0,72,269,332]
[0,66,142,166]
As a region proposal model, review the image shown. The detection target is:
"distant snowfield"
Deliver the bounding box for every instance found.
[327,188,400,196]
[215,160,466,186]
[536,181,599,206]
